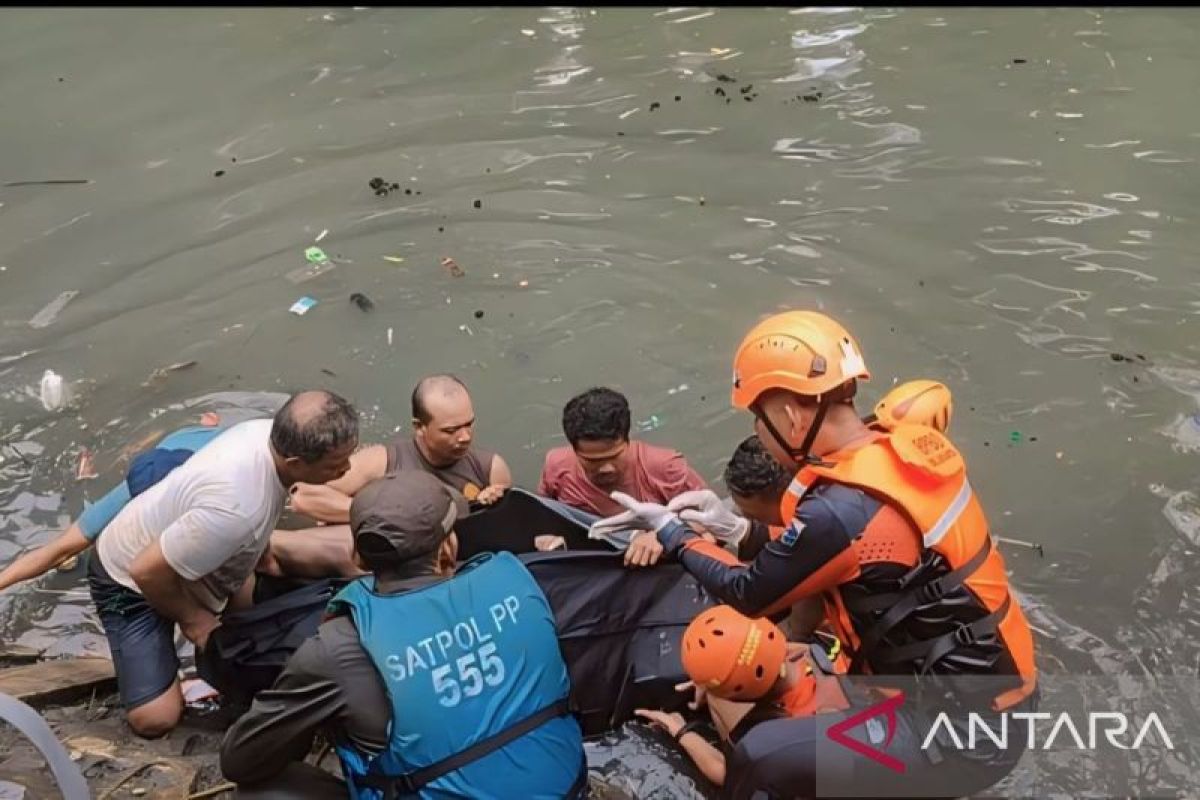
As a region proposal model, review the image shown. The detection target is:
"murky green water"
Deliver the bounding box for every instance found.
[1,6,1199,793]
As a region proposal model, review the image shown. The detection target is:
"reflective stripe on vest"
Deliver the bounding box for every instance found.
[331,552,583,800]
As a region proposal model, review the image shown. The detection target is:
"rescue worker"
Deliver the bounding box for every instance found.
[596,311,1038,798]
[221,470,587,799]
[635,605,847,789]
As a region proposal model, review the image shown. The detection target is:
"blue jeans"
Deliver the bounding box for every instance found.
[87,553,179,709]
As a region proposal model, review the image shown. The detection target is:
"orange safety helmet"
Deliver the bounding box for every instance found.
[731,311,870,410]
[871,379,953,433]
[681,605,788,701]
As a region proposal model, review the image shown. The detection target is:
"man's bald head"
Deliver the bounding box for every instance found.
[411,374,469,425]
[271,390,359,464]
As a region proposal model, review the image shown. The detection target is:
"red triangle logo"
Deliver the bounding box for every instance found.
[826,691,907,774]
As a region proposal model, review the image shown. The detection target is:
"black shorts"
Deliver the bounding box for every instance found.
[87,554,180,709]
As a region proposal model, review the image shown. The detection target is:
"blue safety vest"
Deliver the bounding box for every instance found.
[331,552,585,799]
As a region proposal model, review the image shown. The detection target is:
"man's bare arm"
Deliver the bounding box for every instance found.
[129,540,219,649]
[289,445,388,523]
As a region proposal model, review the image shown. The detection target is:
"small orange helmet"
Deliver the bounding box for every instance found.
[731,311,870,410]
[872,379,953,433]
[681,605,788,701]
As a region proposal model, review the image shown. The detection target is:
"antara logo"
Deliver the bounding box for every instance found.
[826,692,907,774]
[922,711,1176,752]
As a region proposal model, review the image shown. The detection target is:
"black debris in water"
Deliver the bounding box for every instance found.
[743,95,753,102]
[231,157,237,163]
[715,73,735,83]
[714,87,726,97]
[437,226,445,233]
[740,84,753,94]
[474,309,484,319]
[57,77,64,82]
[368,177,385,190]
[649,101,661,111]
[320,368,337,377]
[1012,58,1027,64]
[918,279,925,287]
[674,95,681,102]
[984,441,990,447]
[801,92,823,103]
[1029,437,1038,442]
[617,131,625,136]
[473,199,482,209]
[1110,352,1127,362]
[214,170,225,177]
[349,293,375,312]
[404,188,412,195]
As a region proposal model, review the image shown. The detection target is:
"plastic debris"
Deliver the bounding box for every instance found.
[39,370,66,411]
[142,360,198,388]
[76,448,97,481]
[289,296,318,315]
[474,309,484,319]
[349,292,374,312]
[29,290,79,329]
[286,247,337,284]
[1009,431,1022,443]
[458,324,474,337]
[315,229,329,242]
[386,327,393,346]
[667,383,690,396]
[441,256,465,278]
[637,415,662,432]
[382,255,406,264]
[518,280,529,288]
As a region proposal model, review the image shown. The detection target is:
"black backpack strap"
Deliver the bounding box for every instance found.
[873,594,1012,674]
[848,535,994,673]
[359,698,571,798]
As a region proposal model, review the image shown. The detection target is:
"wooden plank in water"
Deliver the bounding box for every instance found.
[0,658,116,708]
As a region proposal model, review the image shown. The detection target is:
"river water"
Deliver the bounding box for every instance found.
[1,7,1198,795]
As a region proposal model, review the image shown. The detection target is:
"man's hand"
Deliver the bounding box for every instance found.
[534,535,566,552]
[667,490,751,546]
[181,614,220,652]
[624,531,664,568]
[475,484,506,506]
[633,709,686,738]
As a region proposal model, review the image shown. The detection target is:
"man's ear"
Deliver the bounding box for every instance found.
[412,418,424,433]
[782,402,807,441]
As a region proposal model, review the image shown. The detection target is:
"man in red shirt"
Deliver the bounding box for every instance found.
[538,387,707,566]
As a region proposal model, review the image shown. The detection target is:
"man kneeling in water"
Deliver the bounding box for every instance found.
[635,605,846,789]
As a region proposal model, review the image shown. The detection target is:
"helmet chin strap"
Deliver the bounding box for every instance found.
[753,394,833,467]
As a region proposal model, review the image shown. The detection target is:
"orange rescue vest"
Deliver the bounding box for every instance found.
[777,424,1036,710]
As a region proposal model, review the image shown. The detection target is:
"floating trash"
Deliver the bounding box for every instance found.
[76,448,97,481]
[39,369,66,411]
[382,255,406,264]
[441,256,465,278]
[349,292,375,312]
[286,246,337,284]
[667,383,690,396]
[142,360,198,388]
[289,296,318,315]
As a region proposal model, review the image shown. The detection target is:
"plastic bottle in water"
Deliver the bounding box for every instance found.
[39,369,66,411]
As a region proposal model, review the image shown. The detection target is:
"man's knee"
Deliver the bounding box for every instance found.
[127,689,183,739]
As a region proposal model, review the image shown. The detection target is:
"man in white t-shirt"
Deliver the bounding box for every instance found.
[88,390,359,738]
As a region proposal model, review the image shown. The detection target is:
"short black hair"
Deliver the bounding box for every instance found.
[411,374,468,424]
[562,387,631,446]
[270,391,359,463]
[724,435,790,498]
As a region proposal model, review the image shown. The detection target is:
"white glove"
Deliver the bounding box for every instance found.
[667,490,751,546]
[588,491,679,547]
